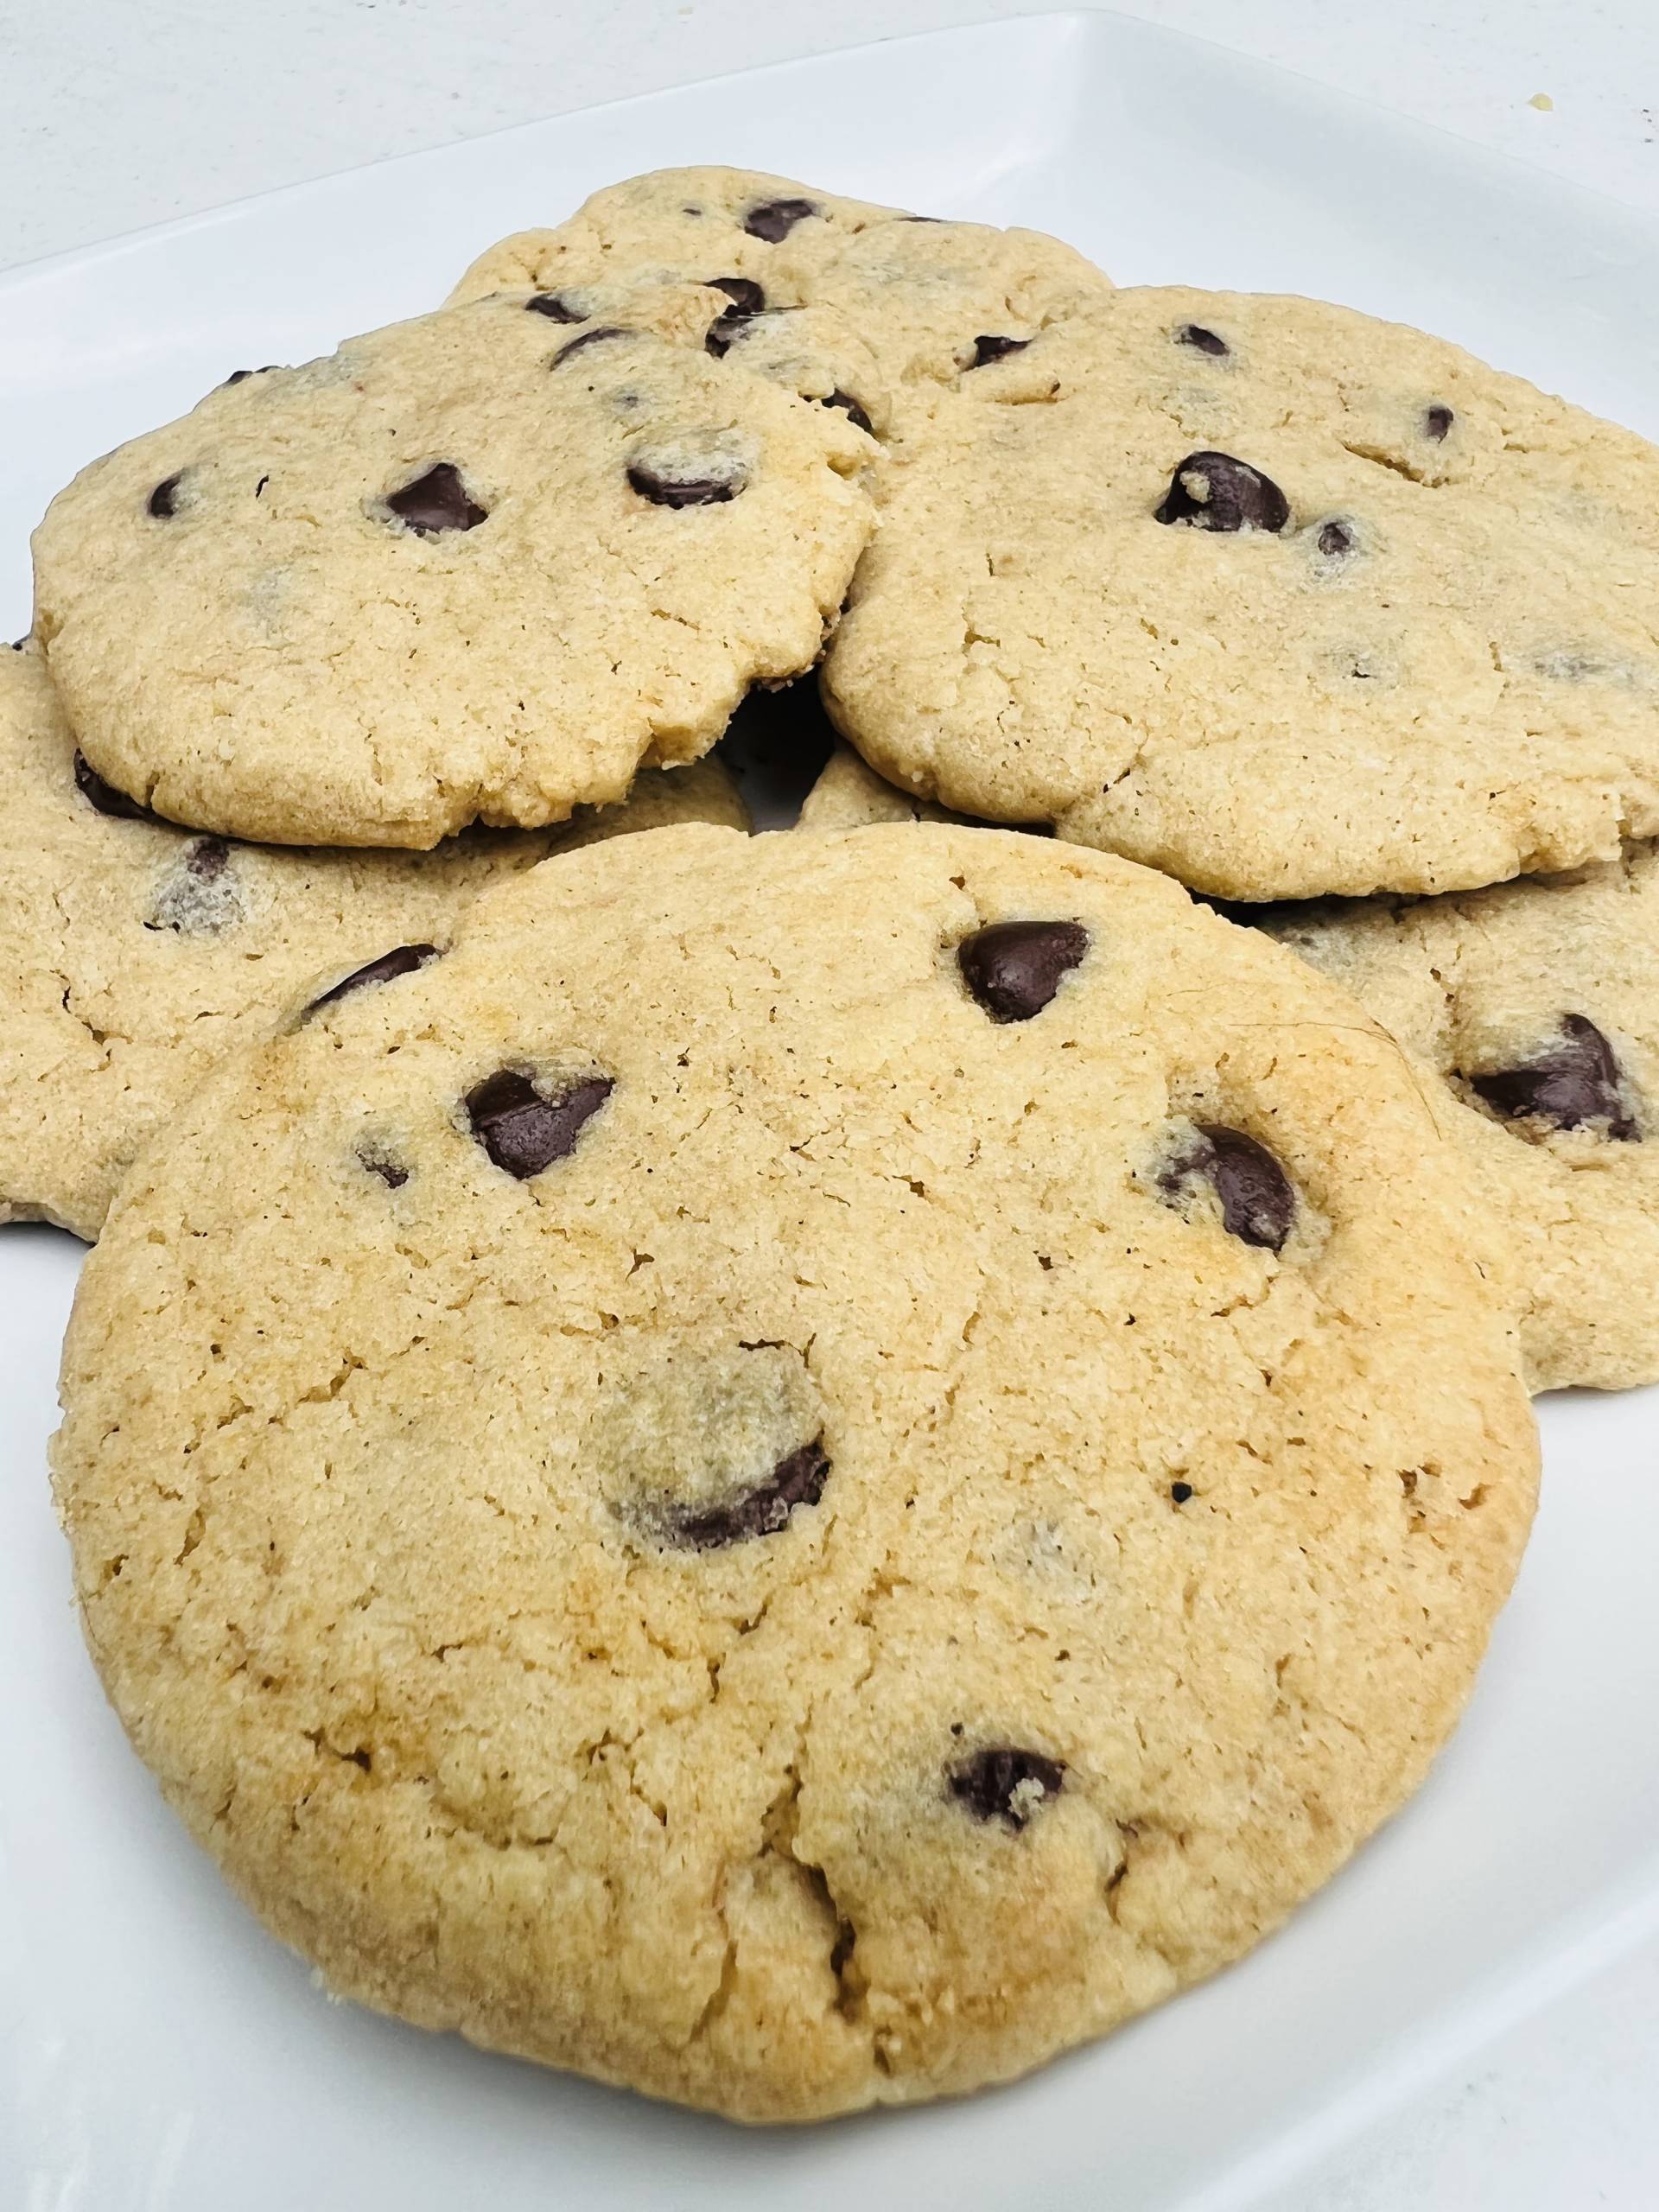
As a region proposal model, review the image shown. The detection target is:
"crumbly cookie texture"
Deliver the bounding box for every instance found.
[448,165,1111,393]
[823,286,1659,899]
[799,754,1657,1391]
[55,823,1535,2121]
[33,287,873,849]
[1241,847,1659,1391]
[0,643,746,1238]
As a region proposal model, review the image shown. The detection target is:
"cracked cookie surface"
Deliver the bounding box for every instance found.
[54,822,1536,2120]
[0,642,747,1237]
[798,753,1659,1390]
[1243,844,1659,1390]
[32,284,873,847]
[822,286,1659,898]
[448,164,1111,395]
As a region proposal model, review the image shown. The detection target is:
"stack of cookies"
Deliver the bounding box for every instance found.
[5,163,1652,2124]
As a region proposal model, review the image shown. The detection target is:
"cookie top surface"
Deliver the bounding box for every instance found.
[0,643,746,1237]
[449,165,1112,395]
[822,285,1659,899]
[55,822,1535,2120]
[448,165,907,306]
[1245,845,1659,1390]
[33,288,874,847]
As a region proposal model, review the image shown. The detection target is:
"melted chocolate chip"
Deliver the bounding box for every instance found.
[552,326,632,365]
[148,473,185,518]
[73,752,158,823]
[185,837,232,881]
[948,1745,1065,1831]
[223,365,278,386]
[659,1438,830,1549]
[525,292,583,321]
[1317,518,1357,556]
[626,461,742,509]
[1170,1481,1194,1503]
[969,334,1030,369]
[356,1140,409,1190]
[743,196,817,243]
[1467,1015,1637,1140]
[306,943,440,1017]
[1155,451,1290,534]
[144,837,241,936]
[957,919,1089,1023]
[710,276,766,315]
[1159,1124,1297,1251]
[385,462,487,536]
[465,1070,613,1177]
[823,389,874,435]
[1177,323,1229,357]
[1423,404,1454,442]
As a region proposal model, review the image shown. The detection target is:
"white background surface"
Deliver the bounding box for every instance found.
[4,0,1659,272]
[4,5,1659,2208]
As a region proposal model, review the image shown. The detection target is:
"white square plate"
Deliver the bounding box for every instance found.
[3,12,1658,2208]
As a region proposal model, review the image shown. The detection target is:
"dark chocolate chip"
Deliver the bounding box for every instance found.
[1170,1481,1193,1503]
[710,276,766,315]
[73,751,158,823]
[1317,518,1357,556]
[626,461,742,509]
[1159,1124,1297,1251]
[948,1745,1065,1831]
[1176,322,1229,357]
[356,1140,409,1190]
[969,334,1030,369]
[743,196,817,243]
[552,325,632,365]
[1467,1014,1637,1140]
[525,292,584,321]
[957,919,1089,1023]
[1423,404,1454,442]
[385,462,487,535]
[900,213,945,223]
[306,943,440,1017]
[659,1438,830,1549]
[465,1070,613,1178]
[185,836,232,881]
[223,365,278,386]
[148,473,185,518]
[1155,451,1290,534]
[822,389,874,435]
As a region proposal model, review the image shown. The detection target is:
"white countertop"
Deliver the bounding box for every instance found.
[5,3,1658,2205]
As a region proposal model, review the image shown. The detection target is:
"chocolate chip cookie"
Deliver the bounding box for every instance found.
[33,285,874,847]
[0,641,747,1236]
[448,164,1111,395]
[54,822,1535,2120]
[823,287,1659,898]
[1243,847,1659,1390]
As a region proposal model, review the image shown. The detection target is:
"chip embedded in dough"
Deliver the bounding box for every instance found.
[1243,847,1659,1390]
[0,642,746,1236]
[55,823,1536,2120]
[33,288,872,847]
[823,286,1659,899]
